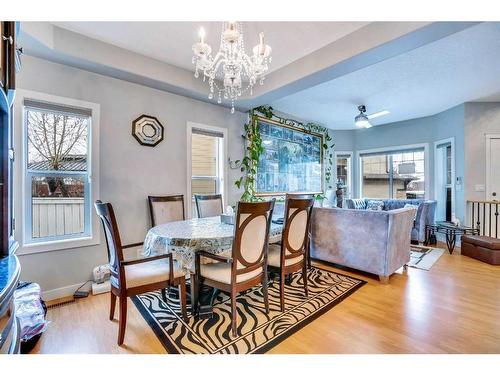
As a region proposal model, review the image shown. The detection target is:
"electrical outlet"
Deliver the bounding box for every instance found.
[474,184,485,192]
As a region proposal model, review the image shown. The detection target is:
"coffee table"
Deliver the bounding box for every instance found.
[425,221,479,254]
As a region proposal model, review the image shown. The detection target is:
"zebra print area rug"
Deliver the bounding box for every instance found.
[132,267,365,354]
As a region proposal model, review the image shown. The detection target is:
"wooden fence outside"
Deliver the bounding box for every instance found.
[32,197,85,238]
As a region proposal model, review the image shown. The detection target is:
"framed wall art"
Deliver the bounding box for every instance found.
[255,116,323,195]
[132,114,164,147]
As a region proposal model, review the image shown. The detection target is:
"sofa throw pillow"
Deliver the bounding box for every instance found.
[366,200,384,211]
[351,199,367,209]
[404,203,419,219]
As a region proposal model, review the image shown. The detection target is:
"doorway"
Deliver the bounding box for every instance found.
[434,138,455,222]
[486,134,500,201]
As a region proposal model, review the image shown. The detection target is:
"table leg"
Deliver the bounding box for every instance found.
[198,287,220,319]
[445,233,456,254]
[189,272,199,315]
[425,227,437,246]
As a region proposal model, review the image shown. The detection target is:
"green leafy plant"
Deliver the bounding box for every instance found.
[233,115,265,202]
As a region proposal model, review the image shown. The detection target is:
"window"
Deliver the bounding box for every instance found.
[16,91,100,253]
[361,148,425,199]
[188,124,226,217]
[24,100,91,243]
[336,153,352,198]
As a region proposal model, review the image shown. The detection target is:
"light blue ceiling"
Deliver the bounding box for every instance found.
[270,22,500,129]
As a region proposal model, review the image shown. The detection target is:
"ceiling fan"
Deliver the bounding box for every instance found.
[354,105,390,128]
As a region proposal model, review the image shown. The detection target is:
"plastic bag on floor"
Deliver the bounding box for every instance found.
[14,282,49,352]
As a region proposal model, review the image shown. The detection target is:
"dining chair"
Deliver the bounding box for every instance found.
[94,200,188,346]
[284,193,315,268]
[195,199,275,337]
[268,196,314,312]
[148,194,185,227]
[194,194,223,218]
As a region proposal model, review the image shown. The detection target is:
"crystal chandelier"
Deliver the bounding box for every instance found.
[192,22,272,113]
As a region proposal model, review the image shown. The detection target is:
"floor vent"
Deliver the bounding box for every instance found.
[46,296,76,309]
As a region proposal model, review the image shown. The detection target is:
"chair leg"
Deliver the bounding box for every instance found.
[307,236,312,269]
[109,292,116,320]
[262,272,269,314]
[279,272,285,312]
[178,278,188,322]
[118,296,127,346]
[302,262,309,298]
[230,290,238,337]
[161,288,168,303]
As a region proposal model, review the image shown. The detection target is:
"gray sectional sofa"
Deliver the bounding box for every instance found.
[346,198,436,243]
[310,206,417,282]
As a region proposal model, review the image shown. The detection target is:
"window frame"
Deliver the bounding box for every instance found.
[14,90,100,255]
[356,143,429,200]
[334,151,353,199]
[434,137,456,221]
[186,121,227,218]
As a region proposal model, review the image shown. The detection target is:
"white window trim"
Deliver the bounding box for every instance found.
[14,89,100,255]
[334,151,353,199]
[356,143,430,200]
[434,137,456,219]
[186,121,228,219]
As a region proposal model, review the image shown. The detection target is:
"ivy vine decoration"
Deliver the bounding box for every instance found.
[231,115,265,202]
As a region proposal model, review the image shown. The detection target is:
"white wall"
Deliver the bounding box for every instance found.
[16,56,247,296]
[464,102,500,202]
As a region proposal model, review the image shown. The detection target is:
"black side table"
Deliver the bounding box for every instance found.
[425,222,480,254]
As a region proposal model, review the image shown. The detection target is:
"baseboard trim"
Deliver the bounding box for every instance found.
[41,282,90,301]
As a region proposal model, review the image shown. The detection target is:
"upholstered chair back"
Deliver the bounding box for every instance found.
[94,200,123,282]
[194,194,223,218]
[232,200,275,280]
[282,197,314,259]
[148,195,185,227]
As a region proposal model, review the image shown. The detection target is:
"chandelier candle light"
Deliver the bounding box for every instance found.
[192,22,272,113]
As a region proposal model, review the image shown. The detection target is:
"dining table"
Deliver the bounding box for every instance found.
[142,215,283,317]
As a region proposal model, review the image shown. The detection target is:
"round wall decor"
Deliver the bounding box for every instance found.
[132,115,164,147]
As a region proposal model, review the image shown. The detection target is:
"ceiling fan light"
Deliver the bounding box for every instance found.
[355,113,372,128]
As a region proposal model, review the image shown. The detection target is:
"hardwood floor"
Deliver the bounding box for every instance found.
[32,245,500,354]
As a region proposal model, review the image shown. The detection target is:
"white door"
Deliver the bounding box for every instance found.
[486,136,500,201]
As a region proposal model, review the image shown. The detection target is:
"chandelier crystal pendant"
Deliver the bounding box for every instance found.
[192,22,272,113]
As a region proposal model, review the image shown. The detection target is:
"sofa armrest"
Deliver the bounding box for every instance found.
[385,208,416,275]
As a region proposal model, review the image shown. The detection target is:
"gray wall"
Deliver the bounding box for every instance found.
[352,105,466,221]
[16,56,248,293]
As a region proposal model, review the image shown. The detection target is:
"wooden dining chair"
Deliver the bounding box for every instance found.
[94,200,188,346]
[194,194,223,218]
[195,199,275,337]
[284,193,315,268]
[268,196,314,312]
[148,195,185,227]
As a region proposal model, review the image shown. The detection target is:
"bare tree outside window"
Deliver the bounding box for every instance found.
[27,109,88,197]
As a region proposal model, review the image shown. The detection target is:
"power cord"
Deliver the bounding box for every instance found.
[73,280,92,299]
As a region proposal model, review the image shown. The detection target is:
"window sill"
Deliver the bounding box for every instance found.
[17,235,100,256]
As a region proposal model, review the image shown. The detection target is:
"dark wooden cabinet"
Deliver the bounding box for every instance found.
[1,21,17,257]
[1,21,20,354]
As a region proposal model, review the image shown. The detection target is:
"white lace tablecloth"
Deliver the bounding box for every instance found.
[142,216,283,273]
